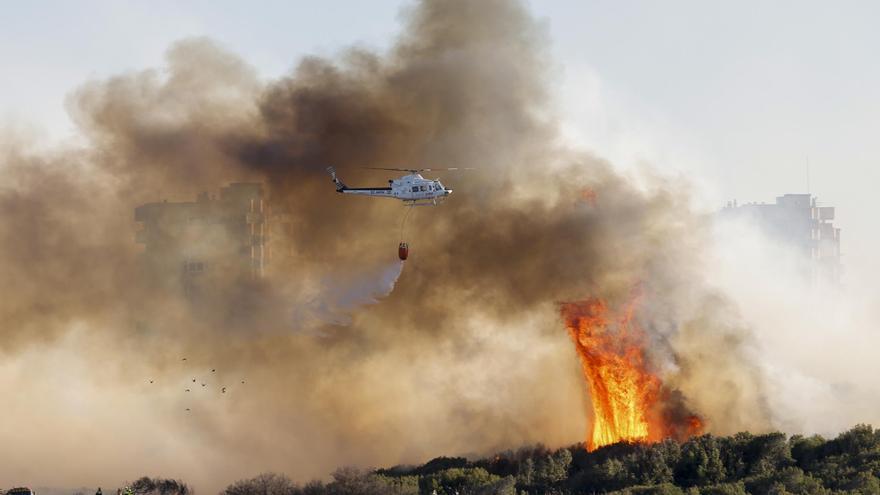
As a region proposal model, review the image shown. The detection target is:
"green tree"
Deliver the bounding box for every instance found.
[418,467,500,495]
[842,471,880,494]
[534,449,572,485]
[608,483,684,494]
[830,424,878,457]
[744,467,828,495]
[790,435,826,471]
[675,436,726,487]
[516,457,534,486]
[744,433,794,476]
[630,444,675,485]
[326,467,406,495]
[474,476,516,495]
[699,481,748,495]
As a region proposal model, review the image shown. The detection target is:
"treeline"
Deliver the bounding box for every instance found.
[219,424,880,494]
[128,478,191,495]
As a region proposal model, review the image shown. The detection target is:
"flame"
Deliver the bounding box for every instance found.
[562,297,696,450]
[686,415,704,437]
[580,187,598,206]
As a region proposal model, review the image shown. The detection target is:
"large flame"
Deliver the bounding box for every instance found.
[562,297,698,450]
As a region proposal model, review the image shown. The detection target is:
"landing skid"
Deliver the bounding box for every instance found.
[405,201,438,207]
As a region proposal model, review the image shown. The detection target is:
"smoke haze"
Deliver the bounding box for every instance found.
[1,0,874,492]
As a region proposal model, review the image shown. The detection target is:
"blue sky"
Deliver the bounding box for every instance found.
[3,0,880,282]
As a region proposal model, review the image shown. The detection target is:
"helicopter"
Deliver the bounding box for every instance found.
[326,166,462,206]
[327,166,470,260]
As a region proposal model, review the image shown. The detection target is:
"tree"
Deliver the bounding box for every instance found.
[828,424,878,457]
[629,444,675,485]
[699,482,747,495]
[534,449,572,485]
[608,483,684,494]
[744,467,827,495]
[223,473,299,495]
[474,476,516,495]
[790,435,826,471]
[591,457,636,491]
[418,467,500,495]
[325,467,411,495]
[675,436,726,487]
[742,433,794,476]
[127,477,190,495]
[841,471,880,494]
[516,457,534,486]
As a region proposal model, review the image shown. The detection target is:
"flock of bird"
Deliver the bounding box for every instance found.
[148,357,247,412]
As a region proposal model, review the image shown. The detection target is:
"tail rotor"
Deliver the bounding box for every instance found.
[326,166,347,192]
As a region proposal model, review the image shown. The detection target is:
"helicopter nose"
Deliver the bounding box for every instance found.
[445,189,452,195]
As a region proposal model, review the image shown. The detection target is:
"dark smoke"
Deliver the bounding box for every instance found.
[0,0,769,491]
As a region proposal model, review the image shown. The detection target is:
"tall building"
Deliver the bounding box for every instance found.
[720,193,841,286]
[134,182,267,298]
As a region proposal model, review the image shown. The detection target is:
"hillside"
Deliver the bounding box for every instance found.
[218,424,880,494]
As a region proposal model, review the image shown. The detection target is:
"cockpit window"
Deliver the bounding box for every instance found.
[411,186,418,192]
[419,185,426,191]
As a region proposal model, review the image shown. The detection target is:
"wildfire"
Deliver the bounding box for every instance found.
[562,297,702,450]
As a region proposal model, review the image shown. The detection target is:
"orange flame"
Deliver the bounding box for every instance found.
[580,187,598,206]
[562,297,701,450]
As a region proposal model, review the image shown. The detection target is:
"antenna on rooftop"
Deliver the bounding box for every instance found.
[806,156,811,195]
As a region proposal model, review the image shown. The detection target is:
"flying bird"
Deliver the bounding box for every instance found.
[182,358,187,361]
[211,369,216,373]
[192,378,196,382]
[185,389,190,392]
[201,383,206,387]
[221,387,226,393]
[149,380,153,384]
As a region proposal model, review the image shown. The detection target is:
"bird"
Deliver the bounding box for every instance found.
[211,369,216,373]
[149,380,154,384]
[241,380,245,384]
[192,378,196,383]
[186,408,190,411]
[182,358,187,361]
[185,389,190,392]
[221,387,226,393]
[201,383,206,387]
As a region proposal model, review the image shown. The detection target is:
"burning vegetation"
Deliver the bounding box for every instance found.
[562,297,703,451]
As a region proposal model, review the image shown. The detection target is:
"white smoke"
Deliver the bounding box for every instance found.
[707,213,880,436]
[290,261,405,330]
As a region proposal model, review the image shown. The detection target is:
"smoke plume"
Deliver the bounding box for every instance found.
[0,0,788,492]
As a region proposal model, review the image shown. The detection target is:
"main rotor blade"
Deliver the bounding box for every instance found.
[362,167,476,172]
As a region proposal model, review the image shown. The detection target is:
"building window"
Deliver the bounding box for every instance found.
[185,261,204,273]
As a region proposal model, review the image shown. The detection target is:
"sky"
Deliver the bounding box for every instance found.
[2,0,879,282]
